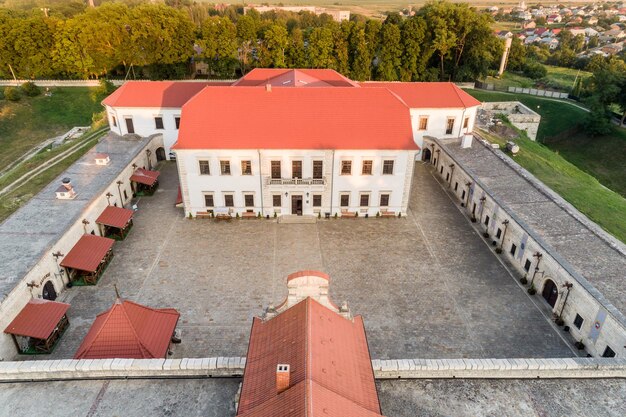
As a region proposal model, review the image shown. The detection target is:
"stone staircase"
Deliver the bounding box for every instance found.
[278,215,317,224]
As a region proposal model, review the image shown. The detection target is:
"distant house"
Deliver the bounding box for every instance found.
[497,30,514,39]
[587,17,599,25]
[552,28,563,36]
[535,27,549,36]
[541,37,560,49]
[547,14,562,24]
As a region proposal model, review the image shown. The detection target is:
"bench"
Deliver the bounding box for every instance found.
[242,212,257,219]
[381,210,396,218]
[341,209,357,218]
[196,212,212,219]
[215,214,232,221]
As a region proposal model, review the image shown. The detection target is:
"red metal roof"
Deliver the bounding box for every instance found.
[74,299,180,359]
[96,205,134,229]
[233,68,360,88]
[287,270,329,282]
[101,81,230,108]
[359,81,481,108]
[4,299,70,339]
[173,87,417,150]
[237,298,382,417]
[60,234,115,273]
[130,168,160,186]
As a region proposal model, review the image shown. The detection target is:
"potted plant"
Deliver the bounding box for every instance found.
[273,212,277,218]
[495,247,503,254]
[520,274,528,285]
[376,211,380,218]
[492,241,497,246]
[483,232,490,238]
[555,317,564,326]
[398,212,402,218]
[236,213,240,219]
[318,212,321,219]
[527,285,536,295]
[365,213,368,218]
[471,217,477,223]
[334,213,338,218]
[574,340,585,350]
[257,212,262,219]
[188,213,193,219]
[563,325,570,332]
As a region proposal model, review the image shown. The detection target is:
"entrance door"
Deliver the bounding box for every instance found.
[291,195,303,215]
[42,281,57,301]
[542,279,558,308]
[125,118,135,134]
[423,148,431,162]
[156,147,166,161]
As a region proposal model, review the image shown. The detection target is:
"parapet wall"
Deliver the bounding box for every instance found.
[1,357,624,382]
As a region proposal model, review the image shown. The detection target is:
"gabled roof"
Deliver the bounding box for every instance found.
[173,87,417,150]
[74,299,180,359]
[4,299,70,339]
[60,234,115,273]
[359,82,481,108]
[102,81,230,108]
[237,298,382,417]
[96,205,134,229]
[130,168,160,186]
[233,68,360,88]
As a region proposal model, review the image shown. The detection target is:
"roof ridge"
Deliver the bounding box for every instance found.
[75,300,123,358]
[119,300,155,358]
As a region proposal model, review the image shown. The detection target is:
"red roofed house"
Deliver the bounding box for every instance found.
[236,270,384,417]
[119,68,479,218]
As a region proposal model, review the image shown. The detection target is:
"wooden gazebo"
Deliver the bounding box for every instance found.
[60,234,115,285]
[4,299,70,354]
[130,168,160,196]
[96,205,134,240]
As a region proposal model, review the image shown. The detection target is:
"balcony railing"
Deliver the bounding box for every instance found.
[266,177,326,186]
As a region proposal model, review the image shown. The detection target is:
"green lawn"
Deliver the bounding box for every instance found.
[478,128,626,243]
[485,66,591,93]
[0,87,107,169]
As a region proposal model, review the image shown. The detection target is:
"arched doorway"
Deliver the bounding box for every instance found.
[422,148,432,162]
[156,147,166,161]
[542,279,558,308]
[42,281,57,301]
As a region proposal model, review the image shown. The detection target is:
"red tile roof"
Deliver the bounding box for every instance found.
[237,298,382,417]
[96,205,134,229]
[233,68,360,87]
[173,87,417,150]
[60,234,115,273]
[359,81,481,108]
[130,168,160,186]
[102,81,230,108]
[4,299,70,339]
[74,299,180,359]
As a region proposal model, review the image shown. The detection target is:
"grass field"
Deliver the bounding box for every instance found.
[0,87,107,169]
[485,66,591,93]
[478,128,626,243]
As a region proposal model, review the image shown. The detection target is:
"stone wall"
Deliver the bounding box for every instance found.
[480,101,541,141]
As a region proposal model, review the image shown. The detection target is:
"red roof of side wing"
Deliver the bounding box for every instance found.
[101,81,231,108]
[174,87,417,150]
[60,234,115,273]
[96,205,134,229]
[130,168,160,186]
[359,81,481,108]
[233,68,360,87]
[4,299,70,339]
[237,298,383,417]
[74,299,179,359]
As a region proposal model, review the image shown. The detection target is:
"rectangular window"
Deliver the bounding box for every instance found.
[313,195,322,207]
[524,259,531,272]
[380,194,390,207]
[484,215,490,227]
[496,228,502,239]
[224,194,234,207]
[155,117,164,130]
[313,160,323,179]
[112,115,117,127]
[272,194,282,207]
[440,166,444,174]
[510,243,517,256]
[341,160,352,175]
[573,314,584,329]
[419,116,428,130]
[241,160,252,175]
[125,117,134,134]
[175,116,181,130]
[220,160,231,175]
[292,160,302,179]
[244,194,254,207]
[360,193,369,207]
[199,160,210,175]
[271,161,281,179]
[204,194,214,207]
[454,182,458,191]
[446,117,455,135]
[340,194,350,207]
[461,190,466,200]
[382,160,394,175]
[463,116,469,129]
[362,160,373,175]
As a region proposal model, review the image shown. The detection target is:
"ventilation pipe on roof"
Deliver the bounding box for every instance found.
[276,364,290,394]
[265,83,272,92]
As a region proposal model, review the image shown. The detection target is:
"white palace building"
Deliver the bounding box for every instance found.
[103,69,481,218]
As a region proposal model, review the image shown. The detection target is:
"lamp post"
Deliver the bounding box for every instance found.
[558,282,574,318]
[464,181,472,208]
[116,180,124,207]
[435,149,440,169]
[448,164,455,187]
[497,219,509,253]
[479,196,486,226]
[52,251,66,285]
[82,219,90,234]
[529,252,543,288]
[105,192,113,205]
[430,143,435,164]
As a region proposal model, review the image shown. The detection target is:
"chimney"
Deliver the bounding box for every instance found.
[265,83,272,92]
[95,153,110,166]
[56,177,77,200]
[461,134,473,149]
[62,178,73,191]
[276,364,290,394]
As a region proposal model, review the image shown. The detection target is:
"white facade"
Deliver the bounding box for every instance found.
[105,106,180,158]
[176,149,417,218]
[410,107,477,151]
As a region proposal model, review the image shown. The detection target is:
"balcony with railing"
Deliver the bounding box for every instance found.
[266,177,326,186]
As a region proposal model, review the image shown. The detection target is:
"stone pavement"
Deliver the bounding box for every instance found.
[40,161,574,360]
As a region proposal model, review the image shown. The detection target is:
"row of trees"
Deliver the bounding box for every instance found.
[0,1,503,81]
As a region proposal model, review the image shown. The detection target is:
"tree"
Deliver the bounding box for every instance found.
[286,28,307,68]
[507,36,527,71]
[399,16,427,81]
[236,14,257,74]
[376,22,402,80]
[348,23,371,81]
[307,27,335,68]
[200,16,238,76]
[262,24,289,68]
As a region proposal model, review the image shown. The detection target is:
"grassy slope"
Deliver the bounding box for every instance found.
[0,87,106,168]
[485,66,592,94]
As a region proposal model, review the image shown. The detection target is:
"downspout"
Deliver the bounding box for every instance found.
[459,108,467,137]
[329,150,335,216]
[258,150,264,217]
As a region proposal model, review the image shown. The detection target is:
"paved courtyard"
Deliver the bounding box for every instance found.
[42,160,575,360]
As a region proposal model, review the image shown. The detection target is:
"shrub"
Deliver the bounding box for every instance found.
[4,87,21,101]
[523,61,547,80]
[21,81,41,97]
